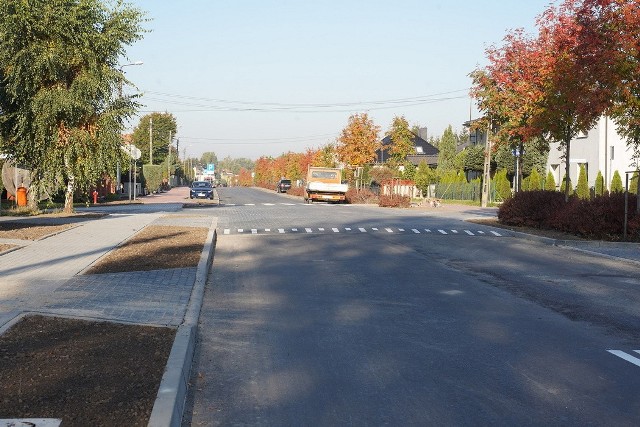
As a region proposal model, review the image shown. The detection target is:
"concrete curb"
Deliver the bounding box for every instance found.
[484,226,640,267]
[147,218,218,427]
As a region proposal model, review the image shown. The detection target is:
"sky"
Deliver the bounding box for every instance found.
[123,0,556,161]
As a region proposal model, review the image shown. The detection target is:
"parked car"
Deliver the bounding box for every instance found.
[276,179,292,193]
[190,181,214,199]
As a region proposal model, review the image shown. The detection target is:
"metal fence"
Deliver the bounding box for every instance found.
[434,182,497,202]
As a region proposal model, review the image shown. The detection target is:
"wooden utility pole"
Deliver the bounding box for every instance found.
[481,122,492,208]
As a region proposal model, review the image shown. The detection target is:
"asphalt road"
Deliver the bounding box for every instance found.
[183,186,640,426]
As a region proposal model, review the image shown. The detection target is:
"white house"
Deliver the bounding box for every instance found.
[546,116,635,190]
[465,116,636,190]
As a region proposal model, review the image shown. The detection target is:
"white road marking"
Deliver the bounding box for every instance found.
[438,230,448,234]
[305,228,313,233]
[345,228,352,231]
[359,228,367,232]
[265,229,271,232]
[385,228,393,233]
[245,203,255,206]
[399,228,405,232]
[226,203,236,206]
[223,229,230,235]
[465,230,474,235]
[452,230,459,234]
[478,231,485,234]
[263,203,275,206]
[372,228,379,231]
[608,350,640,367]
[319,228,325,231]
[425,229,432,233]
[412,229,420,233]
[490,231,502,236]
[282,203,296,206]
[237,229,244,233]
[278,228,285,233]
[332,228,339,233]
[251,229,257,234]
[292,228,298,232]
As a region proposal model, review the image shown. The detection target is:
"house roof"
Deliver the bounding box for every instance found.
[376,132,439,165]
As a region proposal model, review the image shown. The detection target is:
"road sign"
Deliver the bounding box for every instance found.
[205,163,215,175]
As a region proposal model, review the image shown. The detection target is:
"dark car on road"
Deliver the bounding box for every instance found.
[276,179,292,193]
[190,181,214,199]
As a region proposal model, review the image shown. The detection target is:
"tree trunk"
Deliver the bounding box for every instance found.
[564,135,571,202]
[636,169,640,213]
[64,176,74,213]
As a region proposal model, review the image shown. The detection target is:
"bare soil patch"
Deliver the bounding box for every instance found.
[0,223,75,240]
[0,315,175,426]
[85,225,209,274]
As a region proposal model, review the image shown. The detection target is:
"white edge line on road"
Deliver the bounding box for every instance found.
[332,228,339,232]
[305,228,312,233]
[608,350,640,367]
[278,229,285,233]
[385,228,393,233]
[237,229,244,233]
[412,229,420,233]
[490,231,502,236]
[465,230,474,235]
[251,229,257,234]
[438,230,447,235]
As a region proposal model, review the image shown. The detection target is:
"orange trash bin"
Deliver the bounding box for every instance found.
[16,187,27,207]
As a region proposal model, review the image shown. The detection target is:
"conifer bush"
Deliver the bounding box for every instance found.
[595,171,605,196]
[576,164,590,199]
[528,168,541,190]
[545,171,556,191]
[495,169,512,201]
[611,171,623,193]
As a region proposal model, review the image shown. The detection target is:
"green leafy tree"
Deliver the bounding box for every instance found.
[386,116,414,165]
[495,169,512,201]
[200,152,218,167]
[218,156,255,174]
[436,125,457,172]
[528,168,541,190]
[414,161,436,197]
[463,144,485,174]
[576,164,590,199]
[545,171,556,191]
[132,113,177,165]
[611,170,623,193]
[401,161,416,180]
[0,0,145,212]
[595,170,605,196]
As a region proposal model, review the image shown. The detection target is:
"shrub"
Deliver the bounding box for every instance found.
[287,187,305,197]
[576,164,589,199]
[498,190,566,227]
[611,170,623,193]
[595,171,604,196]
[630,171,639,195]
[528,168,541,190]
[495,169,512,201]
[378,194,410,208]
[545,171,556,191]
[549,193,636,239]
[499,190,640,240]
[345,188,378,204]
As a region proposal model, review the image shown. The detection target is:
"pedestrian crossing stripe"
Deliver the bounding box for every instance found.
[220,228,507,236]
[608,350,640,368]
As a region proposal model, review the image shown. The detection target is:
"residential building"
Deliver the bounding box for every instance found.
[464,116,635,190]
[547,116,633,189]
[376,128,439,167]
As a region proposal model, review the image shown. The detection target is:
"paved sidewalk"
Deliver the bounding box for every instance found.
[0,188,217,427]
